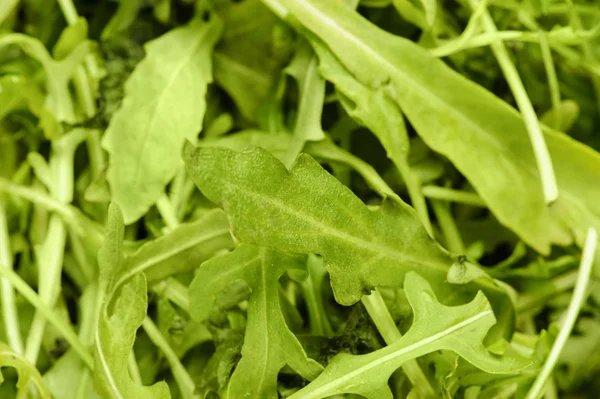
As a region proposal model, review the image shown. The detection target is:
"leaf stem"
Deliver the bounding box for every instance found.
[0,265,94,369]
[430,199,465,254]
[538,32,562,129]
[421,185,486,207]
[142,316,197,399]
[0,200,24,354]
[128,351,143,386]
[57,0,106,177]
[156,194,180,231]
[525,228,597,399]
[469,0,558,205]
[361,289,436,399]
[151,278,190,314]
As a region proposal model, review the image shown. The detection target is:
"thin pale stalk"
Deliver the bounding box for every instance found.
[0,265,93,369]
[430,199,465,254]
[0,201,23,354]
[143,316,196,399]
[422,185,486,207]
[468,0,558,204]
[525,228,597,399]
[538,32,562,129]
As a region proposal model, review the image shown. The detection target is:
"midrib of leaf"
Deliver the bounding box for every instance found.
[130,22,213,186]
[256,250,271,394]
[94,327,124,399]
[288,1,555,197]
[114,226,231,289]
[294,309,493,399]
[226,183,449,273]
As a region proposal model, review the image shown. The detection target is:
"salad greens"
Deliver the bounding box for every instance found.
[1,0,600,398]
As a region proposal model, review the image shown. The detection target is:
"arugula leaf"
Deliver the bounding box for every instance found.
[93,204,170,399]
[183,144,509,311]
[212,0,292,121]
[0,342,51,398]
[0,33,91,123]
[268,0,600,254]
[288,272,530,399]
[189,245,323,398]
[115,208,234,289]
[102,15,222,223]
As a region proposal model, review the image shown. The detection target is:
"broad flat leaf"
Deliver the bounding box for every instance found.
[114,208,234,289]
[0,34,91,123]
[213,0,292,121]
[272,0,600,254]
[102,15,222,224]
[189,245,323,398]
[183,144,510,312]
[44,350,102,399]
[0,342,51,399]
[93,204,169,399]
[288,272,531,399]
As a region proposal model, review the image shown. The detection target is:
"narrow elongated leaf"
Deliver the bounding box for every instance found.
[115,208,234,289]
[283,40,326,166]
[183,144,507,311]
[103,15,222,223]
[288,272,530,399]
[272,0,600,254]
[189,245,323,398]
[93,204,169,399]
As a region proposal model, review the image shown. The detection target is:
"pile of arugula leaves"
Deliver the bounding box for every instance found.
[2,0,600,397]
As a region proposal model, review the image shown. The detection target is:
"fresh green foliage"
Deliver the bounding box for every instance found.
[189,245,323,398]
[288,272,530,399]
[94,204,170,399]
[2,0,600,398]
[102,14,222,223]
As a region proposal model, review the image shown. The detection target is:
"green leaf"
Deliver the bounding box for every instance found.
[102,15,222,224]
[114,208,234,289]
[213,0,293,121]
[182,144,508,310]
[0,342,52,399]
[283,40,326,166]
[93,203,170,399]
[0,34,92,123]
[189,245,323,398]
[272,0,600,254]
[288,272,531,399]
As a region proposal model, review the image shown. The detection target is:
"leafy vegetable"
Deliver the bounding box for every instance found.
[102,14,222,223]
[288,272,530,399]
[189,245,323,398]
[2,0,600,397]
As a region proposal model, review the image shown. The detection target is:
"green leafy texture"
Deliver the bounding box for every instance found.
[44,351,102,399]
[102,15,222,224]
[0,33,91,123]
[288,272,530,399]
[213,0,293,121]
[271,0,600,254]
[114,208,234,289]
[0,75,59,138]
[93,204,170,399]
[189,245,323,398]
[283,40,326,166]
[0,342,51,398]
[183,145,510,314]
